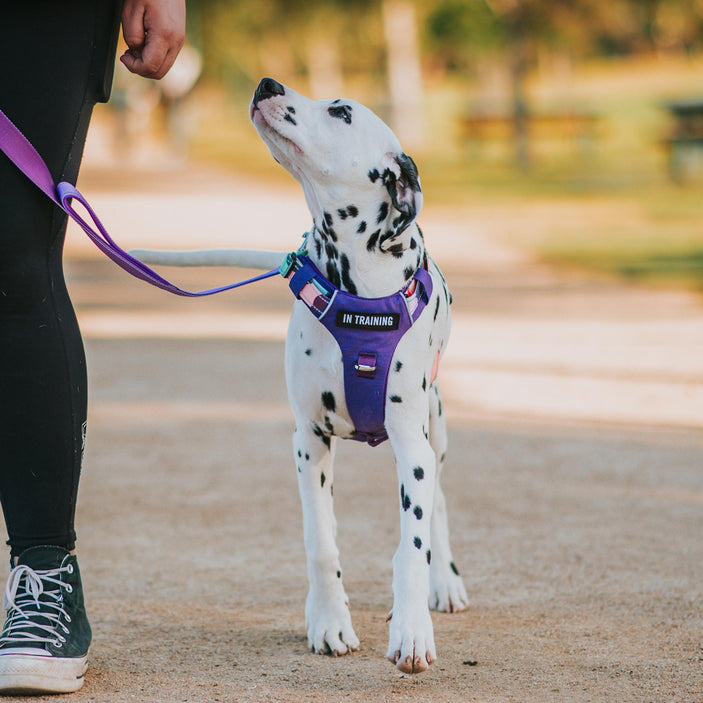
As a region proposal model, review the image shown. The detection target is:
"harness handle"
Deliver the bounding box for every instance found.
[0,108,279,296]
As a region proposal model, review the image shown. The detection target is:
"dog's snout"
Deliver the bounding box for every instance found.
[254,77,285,105]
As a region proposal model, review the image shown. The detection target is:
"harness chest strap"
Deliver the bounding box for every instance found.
[284,254,433,447]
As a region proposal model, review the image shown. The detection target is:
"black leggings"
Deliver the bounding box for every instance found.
[0,1,121,557]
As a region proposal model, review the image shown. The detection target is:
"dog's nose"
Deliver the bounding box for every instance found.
[253,77,285,105]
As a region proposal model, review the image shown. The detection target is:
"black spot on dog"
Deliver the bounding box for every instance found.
[326,262,341,288]
[395,360,403,372]
[337,570,341,578]
[340,254,357,295]
[433,296,440,321]
[314,237,322,258]
[414,505,423,520]
[400,484,411,511]
[324,212,334,227]
[287,106,296,114]
[450,561,460,576]
[404,265,414,280]
[377,201,389,224]
[347,205,358,217]
[306,453,310,461]
[422,375,426,392]
[284,113,297,125]
[305,348,313,356]
[357,220,366,233]
[413,467,424,480]
[325,242,338,260]
[387,243,404,257]
[324,416,334,433]
[312,423,331,449]
[366,229,380,251]
[438,396,443,417]
[414,537,422,549]
[440,452,445,464]
[297,465,301,473]
[410,237,417,250]
[297,450,302,458]
[426,550,432,565]
[337,208,348,220]
[368,168,380,183]
[379,230,395,248]
[321,472,326,487]
[322,391,336,412]
[390,395,402,403]
[429,334,433,347]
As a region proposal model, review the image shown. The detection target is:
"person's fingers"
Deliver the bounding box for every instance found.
[120,0,185,79]
[121,0,147,52]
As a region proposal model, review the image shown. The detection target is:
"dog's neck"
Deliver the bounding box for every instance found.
[304,197,425,298]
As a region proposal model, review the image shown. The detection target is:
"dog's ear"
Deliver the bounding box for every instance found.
[381,152,423,233]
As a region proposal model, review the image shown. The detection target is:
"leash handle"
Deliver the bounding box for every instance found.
[0,108,280,296]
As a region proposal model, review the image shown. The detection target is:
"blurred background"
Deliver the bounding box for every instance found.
[84,0,703,292]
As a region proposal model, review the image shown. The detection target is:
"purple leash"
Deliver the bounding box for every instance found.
[0,107,279,296]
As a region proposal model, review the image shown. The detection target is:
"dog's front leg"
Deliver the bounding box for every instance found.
[385,423,437,674]
[293,425,360,656]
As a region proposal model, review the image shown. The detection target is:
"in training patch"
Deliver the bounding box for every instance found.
[335,310,400,331]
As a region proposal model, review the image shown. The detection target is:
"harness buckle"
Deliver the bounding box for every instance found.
[355,352,377,379]
[279,252,297,278]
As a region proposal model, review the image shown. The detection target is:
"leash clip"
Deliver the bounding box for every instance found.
[279,248,308,279]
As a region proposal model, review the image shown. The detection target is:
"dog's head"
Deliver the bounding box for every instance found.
[250,78,422,238]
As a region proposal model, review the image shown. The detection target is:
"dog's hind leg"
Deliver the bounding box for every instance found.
[293,425,360,656]
[427,383,469,613]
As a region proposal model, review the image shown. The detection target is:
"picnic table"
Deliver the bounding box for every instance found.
[662,98,703,182]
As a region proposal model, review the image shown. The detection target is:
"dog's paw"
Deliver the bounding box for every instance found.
[385,606,436,674]
[429,562,469,613]
[306,595,360,656]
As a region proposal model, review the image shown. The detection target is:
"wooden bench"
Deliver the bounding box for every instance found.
[459,110,599,156]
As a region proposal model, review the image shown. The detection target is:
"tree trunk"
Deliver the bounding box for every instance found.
[382,0,424,151]
[509,19,530,171]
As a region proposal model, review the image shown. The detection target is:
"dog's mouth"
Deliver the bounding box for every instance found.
[250,103,303,155]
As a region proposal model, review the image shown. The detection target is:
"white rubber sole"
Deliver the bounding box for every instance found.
[0,653,88,695]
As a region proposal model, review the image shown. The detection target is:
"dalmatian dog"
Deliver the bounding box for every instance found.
[134,78,468,674]
[250,77,467,674]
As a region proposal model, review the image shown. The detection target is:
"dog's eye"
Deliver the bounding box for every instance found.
[327,105,352,125]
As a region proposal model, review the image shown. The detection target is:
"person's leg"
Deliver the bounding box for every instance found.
[0,1,120,694]
[0,0,120,557]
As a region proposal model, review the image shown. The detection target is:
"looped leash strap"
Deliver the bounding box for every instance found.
[0,108,279,296]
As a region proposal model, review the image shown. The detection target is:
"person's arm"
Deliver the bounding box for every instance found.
[120,0,186,79]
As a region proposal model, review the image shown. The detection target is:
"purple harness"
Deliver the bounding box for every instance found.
[284,254,432,446]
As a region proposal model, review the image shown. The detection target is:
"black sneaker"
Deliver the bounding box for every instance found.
[0,546,91,695]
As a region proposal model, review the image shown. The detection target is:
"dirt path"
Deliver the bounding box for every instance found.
[9,165,702,701]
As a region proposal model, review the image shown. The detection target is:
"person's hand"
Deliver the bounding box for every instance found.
[120,0,186,79]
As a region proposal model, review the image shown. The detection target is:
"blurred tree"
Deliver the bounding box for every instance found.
[383,0,425,149]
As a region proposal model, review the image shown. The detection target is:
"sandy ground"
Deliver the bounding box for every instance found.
[6,161,703,702]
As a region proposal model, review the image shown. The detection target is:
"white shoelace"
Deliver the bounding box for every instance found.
[0,564,73,648]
